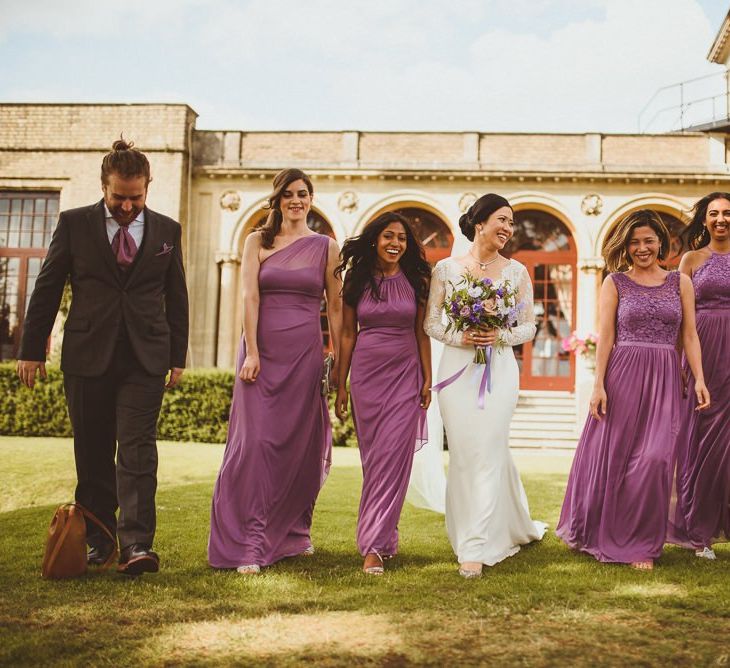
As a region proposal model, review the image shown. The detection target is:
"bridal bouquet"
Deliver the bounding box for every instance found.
[442,272,522,364]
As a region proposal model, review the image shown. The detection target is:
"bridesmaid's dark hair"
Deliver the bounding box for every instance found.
[335,212,431,307]
[458,193,512,241]
[602,209,670,272]
[258,168,314,249]
[684,192,730,250]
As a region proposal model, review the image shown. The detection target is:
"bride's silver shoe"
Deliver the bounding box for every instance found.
[695,547,717,560]
[300,546,315,557]
[458,565,482,579]
[236,564,261,574]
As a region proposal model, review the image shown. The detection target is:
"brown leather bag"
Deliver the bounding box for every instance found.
[41,503,118,579]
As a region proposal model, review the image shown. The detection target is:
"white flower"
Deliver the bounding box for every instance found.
[467,285,484,298]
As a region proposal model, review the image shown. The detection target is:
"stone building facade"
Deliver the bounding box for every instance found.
[2,11,730,444]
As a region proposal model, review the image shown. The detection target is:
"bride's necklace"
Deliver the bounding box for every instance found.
[469,250,500,270]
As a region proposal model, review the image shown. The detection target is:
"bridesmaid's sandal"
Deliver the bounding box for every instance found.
[300,546,315,557]
[458,562,483,579]
[236,564,261,574]
[363,553,384,575]
[695,547,717,560]
[629,560,654,571]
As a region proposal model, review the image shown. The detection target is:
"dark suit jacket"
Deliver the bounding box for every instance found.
[19,199,189,377]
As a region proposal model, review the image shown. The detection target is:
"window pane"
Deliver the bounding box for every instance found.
[505,210,573,255]
[0,257,21,361]
[0,192,59,250]
[32,215,46,248]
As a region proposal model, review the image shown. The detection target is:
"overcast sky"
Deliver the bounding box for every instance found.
[0,0,727,133]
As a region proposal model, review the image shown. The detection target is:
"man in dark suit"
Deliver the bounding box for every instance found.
[17,138,189,576]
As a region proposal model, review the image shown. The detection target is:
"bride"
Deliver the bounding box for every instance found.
[424,193,546,578]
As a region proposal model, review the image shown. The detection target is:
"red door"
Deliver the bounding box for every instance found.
[506,209,577,392]
[511,250,576,391]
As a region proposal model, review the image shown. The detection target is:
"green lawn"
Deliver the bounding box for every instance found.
[0,438,728,666]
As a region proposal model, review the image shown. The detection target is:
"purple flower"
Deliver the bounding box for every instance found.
[496,287,505,298]
[472,301,483,312]
[482,277,493,286]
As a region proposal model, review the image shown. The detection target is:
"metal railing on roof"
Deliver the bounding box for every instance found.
[638,70,730,133]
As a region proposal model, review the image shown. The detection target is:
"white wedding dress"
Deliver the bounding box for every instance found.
[424,257,547,565]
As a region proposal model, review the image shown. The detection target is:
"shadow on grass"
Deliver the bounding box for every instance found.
[2,470,730,665]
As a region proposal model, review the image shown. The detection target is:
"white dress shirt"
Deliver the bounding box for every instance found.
[104,204,145,248]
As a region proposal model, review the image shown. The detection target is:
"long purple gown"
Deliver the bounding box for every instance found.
[208,234,332,568]
[350,271,427,557]
[668,251,730,549]
[556,271,682,563]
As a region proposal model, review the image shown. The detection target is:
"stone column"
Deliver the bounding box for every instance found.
[575,257,605,427]
[215,252,241,369]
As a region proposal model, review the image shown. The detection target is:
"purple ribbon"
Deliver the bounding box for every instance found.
[477,346,492,409]
[432,345,493,410]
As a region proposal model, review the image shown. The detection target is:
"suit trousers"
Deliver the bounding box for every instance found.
[63,335,165,550]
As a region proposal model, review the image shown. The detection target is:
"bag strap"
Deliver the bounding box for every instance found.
[73,503,119,572]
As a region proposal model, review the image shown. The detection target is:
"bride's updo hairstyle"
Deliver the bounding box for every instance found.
[459,194,512,241]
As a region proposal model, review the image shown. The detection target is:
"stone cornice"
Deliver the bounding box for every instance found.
[708,11,730,64]
[194,166,730,185]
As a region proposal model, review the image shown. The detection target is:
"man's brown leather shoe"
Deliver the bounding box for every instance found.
[117,544,160,576]
[87,542,116,567]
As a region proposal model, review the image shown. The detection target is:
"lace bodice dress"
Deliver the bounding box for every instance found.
[425,258,537,349]
[557,270,683,564]
[424,257,545,566]
[670,251,730,549]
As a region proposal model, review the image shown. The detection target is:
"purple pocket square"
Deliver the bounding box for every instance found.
[156,243,174,256]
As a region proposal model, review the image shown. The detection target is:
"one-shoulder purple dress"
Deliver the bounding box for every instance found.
[208,234,332,568]
[350,272,427,557]
[669,251,730,549]
[557,271,682,563]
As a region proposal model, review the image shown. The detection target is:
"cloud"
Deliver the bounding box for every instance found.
[0,0,722,132]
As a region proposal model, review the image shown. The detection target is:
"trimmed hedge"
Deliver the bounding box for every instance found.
[0,363,357,446]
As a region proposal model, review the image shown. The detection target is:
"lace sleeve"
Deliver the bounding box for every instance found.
[424,262,464,347]
[499,263,537,347]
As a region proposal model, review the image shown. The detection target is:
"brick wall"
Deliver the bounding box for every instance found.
[602,135,708,167]
[0,104,194,151]
[480,134,587,166]
[359,132,465,164]
[241,132,344,164]
[0,104,195,223]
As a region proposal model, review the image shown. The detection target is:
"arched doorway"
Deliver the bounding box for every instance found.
[657,212,687,269]
[504,209,577,391]
[247,208,336,239]
[364,206,453,264]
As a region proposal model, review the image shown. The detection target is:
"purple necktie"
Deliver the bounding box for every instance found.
[111,224,138,268]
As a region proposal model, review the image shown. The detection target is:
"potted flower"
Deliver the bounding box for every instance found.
[561,331,599,370]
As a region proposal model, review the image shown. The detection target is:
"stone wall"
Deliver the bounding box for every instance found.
[0,104,196,223]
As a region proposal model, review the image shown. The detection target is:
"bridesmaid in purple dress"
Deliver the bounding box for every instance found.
[208,169,342,574]
[556,210,710,570]
[335,212,431,575]
[668,192,730,559]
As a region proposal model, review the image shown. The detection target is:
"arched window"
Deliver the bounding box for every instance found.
[657,212,687,269]
[249,209,336,239]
